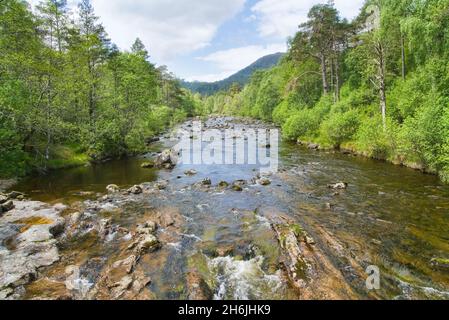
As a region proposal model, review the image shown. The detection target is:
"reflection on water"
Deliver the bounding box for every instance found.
[11,158,158,203]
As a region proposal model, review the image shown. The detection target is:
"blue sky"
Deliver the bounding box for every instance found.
[30,0,365,82]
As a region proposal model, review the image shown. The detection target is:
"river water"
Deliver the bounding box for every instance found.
[9,117,449,300]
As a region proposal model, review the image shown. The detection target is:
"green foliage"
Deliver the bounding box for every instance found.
[0,0,197,178]
[320,110,361,147]
[356,116,397,160]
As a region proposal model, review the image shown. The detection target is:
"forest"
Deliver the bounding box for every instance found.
[2,0,449,184]
[200,0,449,183]
[0,0,202,177]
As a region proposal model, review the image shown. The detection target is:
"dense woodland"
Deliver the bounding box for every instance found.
[0,0,202,177]
[201,0,449,183]
[2,0,449,184]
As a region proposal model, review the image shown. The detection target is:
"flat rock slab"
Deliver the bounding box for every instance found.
[0,201,66,298]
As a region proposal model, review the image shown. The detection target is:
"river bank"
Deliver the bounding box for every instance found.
[1,117,448,300]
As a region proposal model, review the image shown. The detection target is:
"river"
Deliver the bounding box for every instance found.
[5,117,449,300]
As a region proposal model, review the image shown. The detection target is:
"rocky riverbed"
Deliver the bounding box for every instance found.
[1,117,449,300]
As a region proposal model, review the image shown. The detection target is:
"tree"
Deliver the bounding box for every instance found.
[131,38,149,59]
[298,3,340,95]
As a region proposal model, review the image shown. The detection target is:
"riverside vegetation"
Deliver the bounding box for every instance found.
[198,0,449,183]
[0,0,202,178]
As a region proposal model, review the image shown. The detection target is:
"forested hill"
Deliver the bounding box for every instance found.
[198,0,449,184]
[181,52,284,95]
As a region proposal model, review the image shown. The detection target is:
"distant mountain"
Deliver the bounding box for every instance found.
[181,52,285,96]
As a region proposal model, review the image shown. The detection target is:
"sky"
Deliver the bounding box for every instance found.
[30,0,365,82]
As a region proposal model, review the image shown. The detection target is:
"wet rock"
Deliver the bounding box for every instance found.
[257,178,271,186]
[128,185,143,195]
[328,182,348,190]
[184,169,198,176]
[141,161,155,169]
[1,200,14,213]
[430,258,449,270]
[136,221,157,235]
[308,143,320,150]
[218,181,229,188]
[201,178,212,186]
[106,184,120,193]
[155,180,169,190]
[154,149,178,169]
[0,201,62,299]
[138,234,160,253]
[7,191,25,200]
[186,271,213,300]
[232,184,243,192]
[0,194,8,204]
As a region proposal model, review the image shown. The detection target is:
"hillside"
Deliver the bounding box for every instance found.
[181,52,284,95]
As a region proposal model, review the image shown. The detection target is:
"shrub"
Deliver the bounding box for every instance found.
[320,109,360,148]
[356,116,397,160]
[282,109,320,141]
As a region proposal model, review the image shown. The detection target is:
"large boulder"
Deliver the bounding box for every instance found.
[154,149,179,169]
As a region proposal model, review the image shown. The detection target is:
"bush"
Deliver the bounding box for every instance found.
[320,109,360,148]
[282,109,320,141]
[398,93,448,170]
[356,116,397,160]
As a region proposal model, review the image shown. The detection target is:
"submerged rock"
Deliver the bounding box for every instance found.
[141,161,155,169]
[218,181,229,188]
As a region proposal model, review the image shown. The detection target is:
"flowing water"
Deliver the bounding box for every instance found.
[9,118,449,300]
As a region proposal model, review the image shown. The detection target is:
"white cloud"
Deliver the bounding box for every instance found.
[189,43,287,82]
[90,0,245,63]
[251,0,365,39]
[29,0,246,64]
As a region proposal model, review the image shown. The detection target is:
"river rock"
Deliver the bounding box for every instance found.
[186,271,213,300]
[218,181,229,188]
[308,143,320,150]
[154,149,178,169]
[141,161,155,169]
[0,201,64,298]
[201,178,212,186]
[128,185,143,195]
[136,234,160,254]
[257,178,271,186]
[1,200,14,213]
[232,184,243,192]
[155,180,169,190]
[430,258,449,270]
[184,169,198,176]
[328,182,348,190]
[106,184,120,193]
[0,194,8,204]
[136,221,157,235]
[7,191,25,200]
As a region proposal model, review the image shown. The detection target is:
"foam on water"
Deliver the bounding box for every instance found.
[207,255,284,300]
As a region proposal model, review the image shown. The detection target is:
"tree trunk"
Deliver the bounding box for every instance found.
[320,54,329,94]
[378,42,387,130]
[401,33,406,80]
[335,57,340,102]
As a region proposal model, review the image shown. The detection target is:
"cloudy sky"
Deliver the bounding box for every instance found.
[30,0,365,82]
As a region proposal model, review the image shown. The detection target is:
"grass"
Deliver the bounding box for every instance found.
[45,145,90,170]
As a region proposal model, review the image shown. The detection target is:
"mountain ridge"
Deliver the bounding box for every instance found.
[181,52,285,96]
